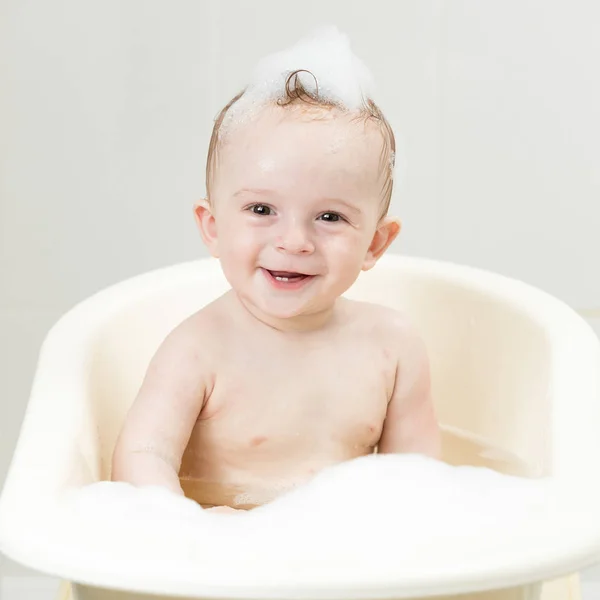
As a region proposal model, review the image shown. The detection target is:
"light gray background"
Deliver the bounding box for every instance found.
[1,0,600,593]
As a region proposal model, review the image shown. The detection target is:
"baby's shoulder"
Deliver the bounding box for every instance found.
[342,298,410,332]
[342,299,427,355]
[160,293,232,358]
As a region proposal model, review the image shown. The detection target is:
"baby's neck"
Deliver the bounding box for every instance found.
[232,293,339,333]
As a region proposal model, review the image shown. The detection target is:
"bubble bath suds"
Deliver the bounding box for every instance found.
[52,453,594,586]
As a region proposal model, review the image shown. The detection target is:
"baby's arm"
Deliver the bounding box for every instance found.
[378,323,441,459]
[111,320,210,495]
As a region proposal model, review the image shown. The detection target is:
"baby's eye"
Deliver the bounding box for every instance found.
[249,204,273,216]
[318,212,344,223]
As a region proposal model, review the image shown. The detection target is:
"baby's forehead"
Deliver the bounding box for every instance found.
[220,104,384,164]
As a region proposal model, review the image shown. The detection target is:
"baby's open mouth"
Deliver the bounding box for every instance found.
[261,269,315,289]
[266,270,310,282]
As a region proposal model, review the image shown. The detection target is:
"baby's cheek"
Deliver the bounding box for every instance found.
[323,232,370,270]
[220,225,258,257]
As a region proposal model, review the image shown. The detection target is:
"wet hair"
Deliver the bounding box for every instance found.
[205,70,396,216]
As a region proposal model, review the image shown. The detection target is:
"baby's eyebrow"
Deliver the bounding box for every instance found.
[321,198,362,215]
[233,188,274,198]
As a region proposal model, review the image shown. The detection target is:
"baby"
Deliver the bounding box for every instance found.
[112,29,440,512]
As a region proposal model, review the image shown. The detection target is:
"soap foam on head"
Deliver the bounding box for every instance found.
[221,26,377,134]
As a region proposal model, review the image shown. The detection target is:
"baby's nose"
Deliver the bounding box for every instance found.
[275,221,315,255]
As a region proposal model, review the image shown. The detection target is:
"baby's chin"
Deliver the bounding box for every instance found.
[249,296,337,328]
[259,301,326,321]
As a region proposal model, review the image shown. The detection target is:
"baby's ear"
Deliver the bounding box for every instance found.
[193,199,219,258]
[362,216,401,271]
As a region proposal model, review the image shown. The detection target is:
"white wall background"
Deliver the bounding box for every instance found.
[1,0,600,578]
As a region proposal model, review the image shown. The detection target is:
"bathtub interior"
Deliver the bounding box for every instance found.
[85,258,551,486]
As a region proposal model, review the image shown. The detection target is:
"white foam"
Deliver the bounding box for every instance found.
[222,26,376,132]
[51,454,596,586]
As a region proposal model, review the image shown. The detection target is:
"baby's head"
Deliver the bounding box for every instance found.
[195,30,400,326]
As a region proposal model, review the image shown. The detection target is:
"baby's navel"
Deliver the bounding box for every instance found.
[250,435,268,447]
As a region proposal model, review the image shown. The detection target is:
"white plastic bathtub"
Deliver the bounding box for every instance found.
[1,255,600,600]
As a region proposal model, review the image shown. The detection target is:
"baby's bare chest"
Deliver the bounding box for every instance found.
[198,340,395,448]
